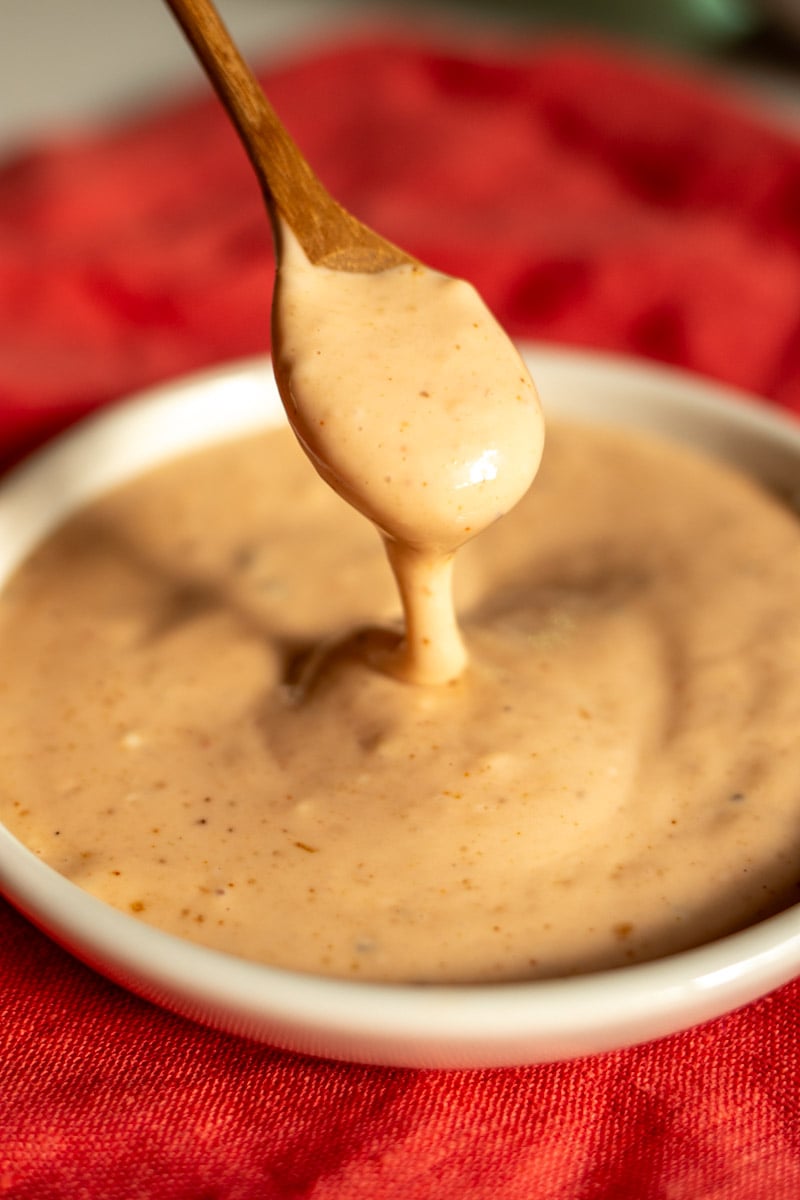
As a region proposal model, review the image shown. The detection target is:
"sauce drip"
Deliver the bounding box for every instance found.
[271,227,544,684]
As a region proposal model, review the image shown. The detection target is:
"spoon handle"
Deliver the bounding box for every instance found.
[164,0,322,222]
[163,0,411,271]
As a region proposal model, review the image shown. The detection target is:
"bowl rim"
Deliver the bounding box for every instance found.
[2,342,800,1068]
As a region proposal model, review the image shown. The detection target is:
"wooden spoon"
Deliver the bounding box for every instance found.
[163,0,413,273]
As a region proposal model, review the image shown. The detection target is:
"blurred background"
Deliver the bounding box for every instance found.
[2,0,799,156]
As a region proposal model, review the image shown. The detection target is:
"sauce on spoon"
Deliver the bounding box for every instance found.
[272,226,543,683]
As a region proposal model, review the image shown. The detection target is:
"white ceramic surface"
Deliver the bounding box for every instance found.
[2,345,800,1068]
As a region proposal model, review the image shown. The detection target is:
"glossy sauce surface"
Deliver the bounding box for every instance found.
[2,420,799,982]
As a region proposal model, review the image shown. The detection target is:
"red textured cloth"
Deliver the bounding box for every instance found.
[2,29,800,1199]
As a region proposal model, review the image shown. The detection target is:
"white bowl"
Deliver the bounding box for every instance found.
[2,344,800,1068]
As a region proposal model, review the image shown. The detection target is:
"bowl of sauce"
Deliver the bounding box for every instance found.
[2,343,800,1068]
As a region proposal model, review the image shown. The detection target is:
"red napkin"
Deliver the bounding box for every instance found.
[3,29,800,1199]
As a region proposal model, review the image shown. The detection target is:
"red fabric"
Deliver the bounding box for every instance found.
[2,29,800,1198]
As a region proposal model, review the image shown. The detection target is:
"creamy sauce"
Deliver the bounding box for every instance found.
[272,229,543,684]
[2,421,800,982]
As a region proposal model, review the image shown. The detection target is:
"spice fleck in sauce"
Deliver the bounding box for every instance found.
[1,420,799,982]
